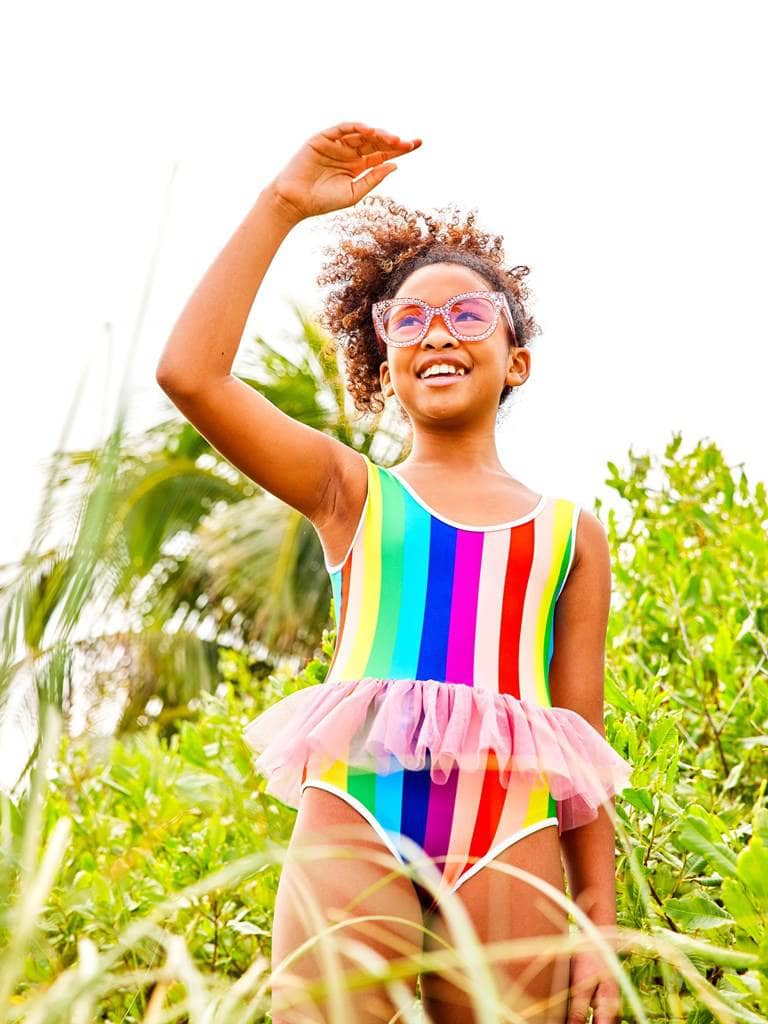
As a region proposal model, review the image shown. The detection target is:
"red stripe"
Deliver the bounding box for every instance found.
[468,751,507,861]
[498,520,535,697]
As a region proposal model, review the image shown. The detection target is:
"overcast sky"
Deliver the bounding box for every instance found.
[2,0,767,570]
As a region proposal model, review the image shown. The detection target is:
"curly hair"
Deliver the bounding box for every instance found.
[315,194,541,420]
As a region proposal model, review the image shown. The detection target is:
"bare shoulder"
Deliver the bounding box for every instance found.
[571,506,610,573]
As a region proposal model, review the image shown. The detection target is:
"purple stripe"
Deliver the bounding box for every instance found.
[422,763,460,865]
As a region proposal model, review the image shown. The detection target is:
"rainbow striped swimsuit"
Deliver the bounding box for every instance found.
[244,451,632,904]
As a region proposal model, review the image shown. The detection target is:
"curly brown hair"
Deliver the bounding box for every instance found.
[315,194,541,419]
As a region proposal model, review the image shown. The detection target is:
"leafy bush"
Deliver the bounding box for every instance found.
[1,435,767,1022]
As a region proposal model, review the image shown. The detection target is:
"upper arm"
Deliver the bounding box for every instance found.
[548,507,612,733]
[156,373,362,526]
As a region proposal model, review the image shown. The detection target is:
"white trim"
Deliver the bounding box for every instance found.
[449,817,560,894]
[386,466,548,532]
[301,780,559,899]
[323,451,371,573]
[300,779,408,866]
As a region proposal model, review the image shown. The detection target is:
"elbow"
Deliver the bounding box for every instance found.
[155,362,195,397]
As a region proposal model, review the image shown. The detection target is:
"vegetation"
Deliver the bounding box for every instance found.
[1,328,766,1021]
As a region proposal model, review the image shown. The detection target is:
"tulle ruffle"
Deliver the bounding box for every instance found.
[243,676,633,832]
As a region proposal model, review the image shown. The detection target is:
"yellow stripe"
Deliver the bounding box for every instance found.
[533,499,573,704]
[343,456,382,678]
[522,778,551,826]
[319,758,349,789]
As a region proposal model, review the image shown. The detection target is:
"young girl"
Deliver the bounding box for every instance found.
[157,121,633,1024]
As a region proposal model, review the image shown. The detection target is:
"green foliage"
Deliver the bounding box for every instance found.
[602,434,768,1019]
[0,661,303,1020]
[2,434,768,1021]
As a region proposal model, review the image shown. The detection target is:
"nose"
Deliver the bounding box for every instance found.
[420,312,459,348]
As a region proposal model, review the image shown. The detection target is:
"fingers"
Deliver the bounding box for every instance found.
[349,162,398,205]
[318,121,421,159]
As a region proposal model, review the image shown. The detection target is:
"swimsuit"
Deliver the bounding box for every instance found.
[244,452,632,912]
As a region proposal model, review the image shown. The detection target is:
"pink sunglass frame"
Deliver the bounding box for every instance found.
[372,290,518,351]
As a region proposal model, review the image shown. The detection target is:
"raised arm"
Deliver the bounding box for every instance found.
[155,122,421,524]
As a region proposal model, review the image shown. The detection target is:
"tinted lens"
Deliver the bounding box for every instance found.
[382,303,426,343]
[382,296,497,344]
[448,296,496,337]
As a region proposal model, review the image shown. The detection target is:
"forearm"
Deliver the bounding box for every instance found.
[156,184,302,392]
[560,802,618,930]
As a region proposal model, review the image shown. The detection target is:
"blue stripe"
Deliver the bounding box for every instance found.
[390,494,432,678]
[417,518,456,681]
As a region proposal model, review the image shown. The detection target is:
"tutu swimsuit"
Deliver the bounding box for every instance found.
[244,452,632,912]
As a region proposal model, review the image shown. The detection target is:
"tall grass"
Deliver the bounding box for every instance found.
[1,165,766,1017]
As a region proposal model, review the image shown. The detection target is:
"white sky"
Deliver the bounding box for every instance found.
[2,0,767,570]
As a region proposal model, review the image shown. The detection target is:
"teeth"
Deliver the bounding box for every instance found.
[419,363,466,379]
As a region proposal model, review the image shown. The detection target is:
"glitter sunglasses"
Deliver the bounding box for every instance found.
[372,290,518,350]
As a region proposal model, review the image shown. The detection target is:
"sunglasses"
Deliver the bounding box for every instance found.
[372,290,518,350]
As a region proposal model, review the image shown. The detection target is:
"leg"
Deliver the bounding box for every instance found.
[419,822,570,1024]
[270,784,425,1023]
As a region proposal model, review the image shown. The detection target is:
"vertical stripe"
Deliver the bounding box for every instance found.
[473,530,511,693]
[318,757,349,790]
[342,458,383,679]
[416,519,457,682]
[544,503,580,694]
[348,766,377,809]
[517,501,555,703]
[441,766,486,889]
[366,470,406,676]
[376,754,405,834]
[330,569,342,629]
[446,531,484,685]
[522,778,552,827]
[400,764,432,853]
[467,751,508,861]
[389,490,432,678]
[490,773,535,847]
[324,564,347,685]
[422,763,460,862]
[534,500,573,706]
[498,519,536,697]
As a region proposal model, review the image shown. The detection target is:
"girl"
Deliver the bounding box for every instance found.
[157,122,632,1024]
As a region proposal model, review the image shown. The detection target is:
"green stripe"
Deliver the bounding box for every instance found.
[365,467,405,676]
[348,766,377,810]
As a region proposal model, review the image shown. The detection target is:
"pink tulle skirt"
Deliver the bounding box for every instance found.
[243,676,633,832]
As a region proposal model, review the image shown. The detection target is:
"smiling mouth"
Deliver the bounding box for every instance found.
[417,367,471,384]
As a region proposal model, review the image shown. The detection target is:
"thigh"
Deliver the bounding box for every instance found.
[419,823,570,1024]
[270,784,425,1024]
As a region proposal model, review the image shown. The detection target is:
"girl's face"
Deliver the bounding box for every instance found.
[378,263,529,427]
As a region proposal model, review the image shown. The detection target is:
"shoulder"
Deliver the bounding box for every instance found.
[566,502,610,578]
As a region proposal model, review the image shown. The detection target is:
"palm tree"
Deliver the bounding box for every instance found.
[0,303,409,795]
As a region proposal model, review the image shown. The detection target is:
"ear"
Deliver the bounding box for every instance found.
[506,345,530,388]
[380,359,396,399]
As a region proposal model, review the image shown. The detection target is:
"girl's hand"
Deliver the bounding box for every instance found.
[268,121,422,223]
[566,951,622,1024]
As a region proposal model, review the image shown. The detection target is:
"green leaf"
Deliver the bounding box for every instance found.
[665,894,733,930]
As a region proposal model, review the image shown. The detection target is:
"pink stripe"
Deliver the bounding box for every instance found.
[446,531,484,685]
[441,767,486,889]
[491,774,536,845]
[473,530,511,694]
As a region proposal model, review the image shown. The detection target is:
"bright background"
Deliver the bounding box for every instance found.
[2,0,766,564]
